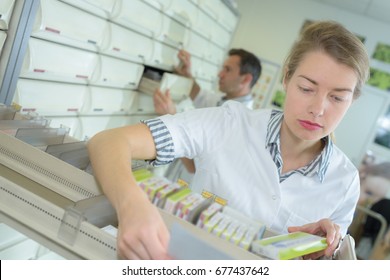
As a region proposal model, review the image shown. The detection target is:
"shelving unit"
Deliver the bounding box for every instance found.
[0,0,240,140]
[0,129,264,259]
[0,0,252,259]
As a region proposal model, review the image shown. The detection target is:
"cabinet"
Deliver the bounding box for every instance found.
[1,0,239,140]
[0,0,241,259]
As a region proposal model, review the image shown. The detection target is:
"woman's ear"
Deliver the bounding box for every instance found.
[282,68,288,91]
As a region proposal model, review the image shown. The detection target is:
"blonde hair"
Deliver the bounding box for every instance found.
[284,20,370,99]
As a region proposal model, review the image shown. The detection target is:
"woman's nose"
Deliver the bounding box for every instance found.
[309,95,326,117]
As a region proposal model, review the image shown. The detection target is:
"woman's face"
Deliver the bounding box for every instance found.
[283,50,358,142]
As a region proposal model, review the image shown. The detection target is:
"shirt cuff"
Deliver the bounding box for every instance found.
[142,118,175,166]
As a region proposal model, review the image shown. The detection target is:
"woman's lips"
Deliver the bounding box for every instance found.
[299,120,323,131]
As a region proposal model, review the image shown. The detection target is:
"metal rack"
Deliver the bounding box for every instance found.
[0,130,264,259]
[352,204,389,259]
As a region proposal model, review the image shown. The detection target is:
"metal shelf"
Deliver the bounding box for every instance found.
[0,130,263,259]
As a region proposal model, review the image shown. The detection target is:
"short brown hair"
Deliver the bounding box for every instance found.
[229,48,262,88]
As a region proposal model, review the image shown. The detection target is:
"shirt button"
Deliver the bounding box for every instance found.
[272,195,277,200]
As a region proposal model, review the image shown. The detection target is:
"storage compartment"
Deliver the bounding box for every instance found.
[101,22,154,64]
[20,38,99,84]
[214,1,239,32]
[78,116,133,139]
[138,72,193,102]
[198,0,238,32]
[205,43,225,66]
[149,40,178,70]
[0,0,15,30]
[91,55,144,89]
[165,0,198,27]
[185,30,209,59]
[160,73,193,101]
[190,55,204,79]
[193,9,214,40]
[32,0,108,52]
[110,0,163,38]
[211,23,232,49]
[14,79,88,116]
[137,93,156,115]
[200,60,219,82]
[157,13,189,48]
[60,0,117,18]
[81,87,138,115]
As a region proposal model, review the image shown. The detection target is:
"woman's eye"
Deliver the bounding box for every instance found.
[329,93,348,102]
[299,86,312,93]
[332,96,344,102]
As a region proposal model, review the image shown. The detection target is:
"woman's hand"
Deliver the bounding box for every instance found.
[87,123,170,259]
[116,190,171,260]
[288,218,341,259]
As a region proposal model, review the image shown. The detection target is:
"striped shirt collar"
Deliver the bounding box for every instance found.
[265,110,333,183]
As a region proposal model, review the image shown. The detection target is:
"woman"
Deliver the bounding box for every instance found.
[87,20,370,260]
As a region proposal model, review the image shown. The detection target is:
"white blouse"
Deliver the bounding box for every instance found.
[151,101,360,236]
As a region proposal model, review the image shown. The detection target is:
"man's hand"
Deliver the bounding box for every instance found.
[288,218,341,259]
[175,49,192,78]
[153,89,177,115]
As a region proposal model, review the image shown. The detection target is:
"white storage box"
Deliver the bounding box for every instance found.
[0,0,15,30]
[138,72,193,102]
[32,0,108,52]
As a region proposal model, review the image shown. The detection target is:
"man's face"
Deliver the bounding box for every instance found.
[218,55,246,97]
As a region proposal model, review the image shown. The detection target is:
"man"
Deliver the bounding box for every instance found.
[154,48,262,114]
[154,48,262,174]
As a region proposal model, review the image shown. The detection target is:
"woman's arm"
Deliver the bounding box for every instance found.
[87,124,171,259]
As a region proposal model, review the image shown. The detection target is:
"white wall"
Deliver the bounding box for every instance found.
[232,0,390,64]
[230,0,390,165]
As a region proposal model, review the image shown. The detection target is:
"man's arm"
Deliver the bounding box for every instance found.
[175,49,201,101]
[153,89,197,174]
[180,157,196,174]
[153,49,202,115]
[153,89,177,115]
[87,124,171,259]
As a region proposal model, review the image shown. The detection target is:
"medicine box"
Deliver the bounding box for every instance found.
[251,231,328,260]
